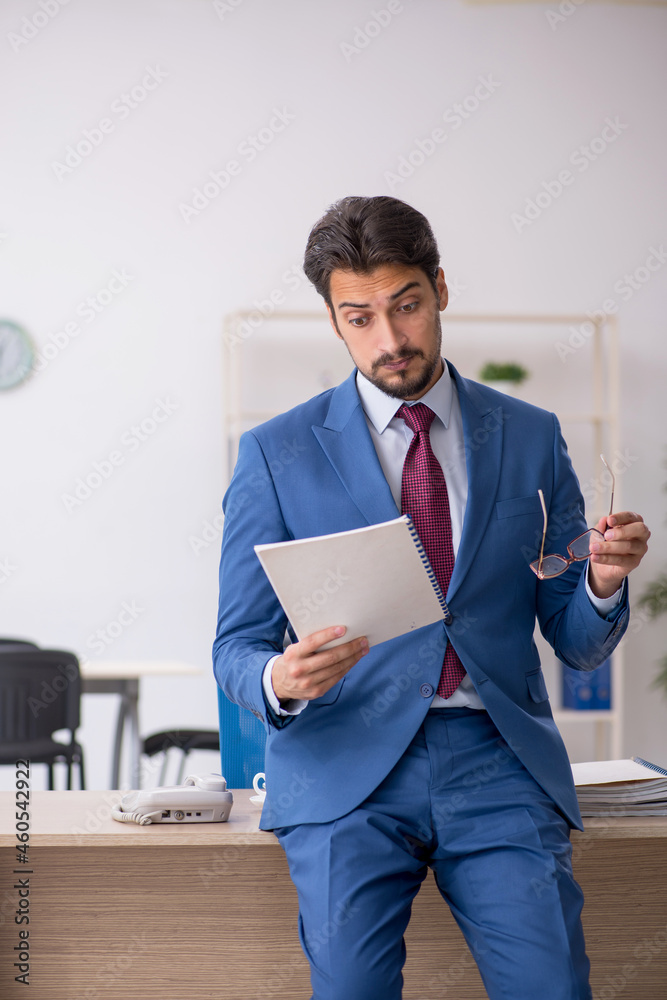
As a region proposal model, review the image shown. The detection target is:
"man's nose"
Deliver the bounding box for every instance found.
[376,316,406,354]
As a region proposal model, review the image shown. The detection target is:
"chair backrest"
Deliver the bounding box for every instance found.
[0,649,81,743]
[0,638,40,651]
[217,687,266,788]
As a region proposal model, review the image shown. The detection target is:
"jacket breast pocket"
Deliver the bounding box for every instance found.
[496,494,543,519]
[526,668,549,703]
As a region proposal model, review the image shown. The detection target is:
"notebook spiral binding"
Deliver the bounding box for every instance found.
[632,756,667,777]
[403,515,452,623]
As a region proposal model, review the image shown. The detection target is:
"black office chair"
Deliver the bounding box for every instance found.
[0,637,40,651]
[141,729,221,785]
[0,649,86,789]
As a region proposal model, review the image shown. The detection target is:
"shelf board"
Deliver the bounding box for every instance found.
[554,710,618,723]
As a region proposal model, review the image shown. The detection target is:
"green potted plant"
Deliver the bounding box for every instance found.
[637,457,667,696]
[636,574,667,696]
[478,361,529,396]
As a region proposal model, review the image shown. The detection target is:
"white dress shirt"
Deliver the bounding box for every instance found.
[262,360,620,716]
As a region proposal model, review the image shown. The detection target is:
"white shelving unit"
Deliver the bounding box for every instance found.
[223,309,622,758]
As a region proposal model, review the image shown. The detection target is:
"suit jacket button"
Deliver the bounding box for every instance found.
[420,683,434,698]
[444,611,453,626]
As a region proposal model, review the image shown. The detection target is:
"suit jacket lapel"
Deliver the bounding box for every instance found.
[312,371,399,526]
[447,362,504,600]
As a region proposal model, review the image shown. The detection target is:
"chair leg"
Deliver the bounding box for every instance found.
[67,761,72,791]
[78,753,86,791]
[176,749,191,785]
[158,751,169,787]
[48,764,54,790]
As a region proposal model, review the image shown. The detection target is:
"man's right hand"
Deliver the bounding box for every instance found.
[271,626,369,705]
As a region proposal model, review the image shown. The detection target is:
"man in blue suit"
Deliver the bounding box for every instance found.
[213,196,650,999]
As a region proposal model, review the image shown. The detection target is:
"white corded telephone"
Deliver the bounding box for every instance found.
[111,773,233,825]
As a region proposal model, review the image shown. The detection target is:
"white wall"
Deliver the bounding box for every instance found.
[1,0,666,790]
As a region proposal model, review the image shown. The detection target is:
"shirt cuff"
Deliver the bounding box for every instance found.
[585,563,624,617]
[262,654,308,717]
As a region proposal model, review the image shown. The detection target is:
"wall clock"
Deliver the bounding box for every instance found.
[0,320,34,390]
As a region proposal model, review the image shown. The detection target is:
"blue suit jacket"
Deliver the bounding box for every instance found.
[213,363,628,831]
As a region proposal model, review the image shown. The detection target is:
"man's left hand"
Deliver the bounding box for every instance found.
[587,511,651,599]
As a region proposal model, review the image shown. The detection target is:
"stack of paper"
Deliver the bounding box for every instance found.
[571,757,667,816]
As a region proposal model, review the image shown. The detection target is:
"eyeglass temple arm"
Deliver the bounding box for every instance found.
[537,489,548,574]
[600,454,615,518]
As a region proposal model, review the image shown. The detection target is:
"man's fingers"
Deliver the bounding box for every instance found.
[274,633,368,702]
[589,511,650,570]
[305,636,369,676]
[295,626,368,662]
[607,511,644,528]
[297,623,348,655]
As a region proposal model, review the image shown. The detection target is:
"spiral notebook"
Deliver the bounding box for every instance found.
[254,515,448,649]
[571,757,667,816]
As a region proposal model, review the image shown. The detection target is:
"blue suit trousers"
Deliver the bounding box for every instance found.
[274,708,592,1000]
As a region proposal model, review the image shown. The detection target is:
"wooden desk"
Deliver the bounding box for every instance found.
[1,791,666,998]
[80,660,203,788]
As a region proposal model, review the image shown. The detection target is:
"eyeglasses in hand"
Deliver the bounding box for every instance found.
[530,455,615,581]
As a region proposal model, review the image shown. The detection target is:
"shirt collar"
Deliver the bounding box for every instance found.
[356,359,453,434]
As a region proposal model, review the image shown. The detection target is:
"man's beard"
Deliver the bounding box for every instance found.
[352,314,443,399]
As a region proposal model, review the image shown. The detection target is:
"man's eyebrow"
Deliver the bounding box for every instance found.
[337,281,422,310]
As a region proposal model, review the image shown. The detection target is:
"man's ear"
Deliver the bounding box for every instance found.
[435,267,448,311]
[326,302,343,340]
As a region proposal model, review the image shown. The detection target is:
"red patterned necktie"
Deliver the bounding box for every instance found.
[397,403,466,698]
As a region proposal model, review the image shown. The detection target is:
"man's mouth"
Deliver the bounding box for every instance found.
[379,355,416,372]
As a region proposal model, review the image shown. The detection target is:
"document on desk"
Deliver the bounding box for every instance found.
[254,515,448,649]
[572,757,667,816]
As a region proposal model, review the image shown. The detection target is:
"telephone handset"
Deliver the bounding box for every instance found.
[111,773,233,825]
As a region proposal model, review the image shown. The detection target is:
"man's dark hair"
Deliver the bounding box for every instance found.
[303,196,440,309]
